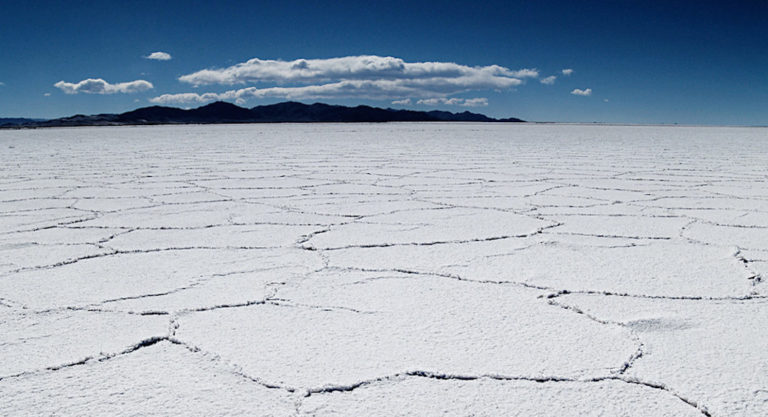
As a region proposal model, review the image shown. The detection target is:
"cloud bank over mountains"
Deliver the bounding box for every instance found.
[49,56,584,107]
[150,55,538,105]
[415,97,488,107]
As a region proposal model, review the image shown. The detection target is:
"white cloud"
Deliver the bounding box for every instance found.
[145,51,172,61]
[0,81,4,86]
[603,98,609,102]
[507,68,539,78]
[540,75,556,85]
[152,55,538,106]
[151,78,500,105]
[44,92,51,96]
[54,78,153,94]
[391,98,411,105]
[562,68,574,76]
[571,88,592,96]
[151,92,218,104]
[178,55,537,86]
[417,98,462,106]
[461,98,489,107]
[415,97,488,107]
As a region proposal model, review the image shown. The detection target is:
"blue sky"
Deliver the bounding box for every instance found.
[1,0,766,125]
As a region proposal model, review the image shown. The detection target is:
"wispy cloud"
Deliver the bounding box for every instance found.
[561,68,574,76]
[571,88,592,96]
[391,98,411,105]
[54,78,153,94]
[461,98,489,107]
[151,55,536,105]
[540,75,556,85]
[416,97,488,107]
[44,92,51,96]
[0,81,5,86]
[145,51,172,61]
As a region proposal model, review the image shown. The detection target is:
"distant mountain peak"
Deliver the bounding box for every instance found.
[200,101,243,110]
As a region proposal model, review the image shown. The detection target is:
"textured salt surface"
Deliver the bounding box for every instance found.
[0,123,766,416]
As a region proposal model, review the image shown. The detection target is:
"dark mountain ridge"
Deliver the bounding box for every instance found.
[0,118,46,126]
[2,101,525,128]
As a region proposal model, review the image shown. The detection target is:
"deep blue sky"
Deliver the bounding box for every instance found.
[1,0,766,125]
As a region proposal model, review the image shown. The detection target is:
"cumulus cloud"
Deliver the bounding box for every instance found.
[391,98,411,105]
[571,88,592,96]
[562,68,574,76]
[179,55,537,86]
[151,81,399,104]
[540,75,556,85]
[506,68,539,79]
[151,92,219,104]
[151,55,540,105]
[54,78,153,94]
[415,97,488,107]
[151,78,502,105]
[145,51,172,61]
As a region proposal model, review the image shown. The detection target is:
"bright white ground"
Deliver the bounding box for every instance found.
[0,123,766,416]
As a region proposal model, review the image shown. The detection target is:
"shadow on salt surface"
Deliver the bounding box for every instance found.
[557,293,768,417]
[624,317,694,332]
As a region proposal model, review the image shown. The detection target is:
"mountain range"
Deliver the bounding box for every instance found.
[1,101,524,128]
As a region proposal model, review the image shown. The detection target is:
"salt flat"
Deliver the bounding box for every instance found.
[0,123,766,416]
